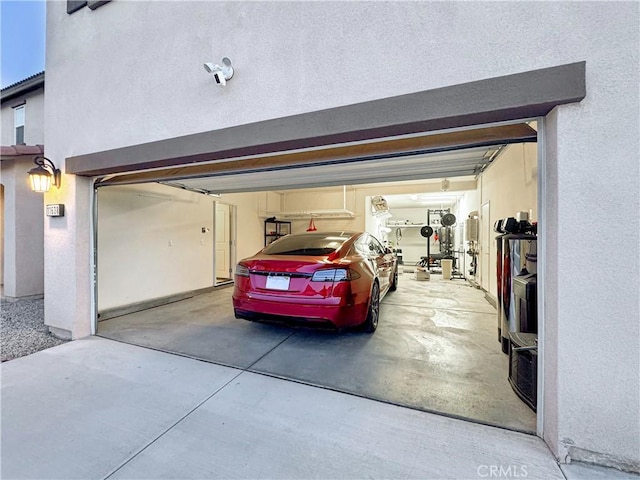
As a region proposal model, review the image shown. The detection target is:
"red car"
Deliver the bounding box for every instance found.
[232,231,398,332]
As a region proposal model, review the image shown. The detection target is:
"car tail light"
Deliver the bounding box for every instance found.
[235,264,250,277]
[311,268,360,282]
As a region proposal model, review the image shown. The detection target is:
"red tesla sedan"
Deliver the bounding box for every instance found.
[232,231,398,332]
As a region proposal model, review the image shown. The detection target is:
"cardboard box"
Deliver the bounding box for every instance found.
[414,267,430,281]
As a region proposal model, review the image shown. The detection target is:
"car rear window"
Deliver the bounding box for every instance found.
[263,234,351,256]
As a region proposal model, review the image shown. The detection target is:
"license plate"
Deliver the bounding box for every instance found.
[265,275,290,290]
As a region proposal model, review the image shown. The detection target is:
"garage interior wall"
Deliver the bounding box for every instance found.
[97,141,535,312]
[223,191,265,262]
[386,205,443,264]
[480,142,538,298]
[97,184,215,311]
[279,181,474,232]
[97,185,272,311]
[279,140,536,295]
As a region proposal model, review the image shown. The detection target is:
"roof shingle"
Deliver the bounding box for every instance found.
[0,144,45,157]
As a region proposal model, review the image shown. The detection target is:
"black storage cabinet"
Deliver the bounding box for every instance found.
[264,218,291,246]
[512,273,537,333]
[508,332,538,411]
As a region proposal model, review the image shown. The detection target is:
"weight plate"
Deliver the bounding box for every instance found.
[420,225,434,238]
[441,213,457,226]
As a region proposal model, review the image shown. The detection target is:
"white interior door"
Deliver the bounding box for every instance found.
[215,203,231,280]
[480,201,490,291]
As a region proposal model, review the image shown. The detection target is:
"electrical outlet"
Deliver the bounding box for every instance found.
[200,239,205,245]
[168,240,173,247]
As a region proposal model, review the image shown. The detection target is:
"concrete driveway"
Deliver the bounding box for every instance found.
[0,336,561,479]
[98,276,535,432]
[2,337,636,479]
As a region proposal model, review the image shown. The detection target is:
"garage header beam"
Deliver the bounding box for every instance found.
[67,62,585,177]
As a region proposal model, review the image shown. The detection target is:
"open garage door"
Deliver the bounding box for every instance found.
[94,120,540,435]
[94,124,536,192]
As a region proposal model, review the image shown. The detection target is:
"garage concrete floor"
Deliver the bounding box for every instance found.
[98,273,537,433]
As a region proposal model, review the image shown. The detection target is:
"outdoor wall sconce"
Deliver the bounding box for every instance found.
[28,156,61,193]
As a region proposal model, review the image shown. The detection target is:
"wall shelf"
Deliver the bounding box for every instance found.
[387,223,426,228]
[262,209,355,220]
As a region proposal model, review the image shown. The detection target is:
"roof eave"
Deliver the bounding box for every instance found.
[1,72,45,104]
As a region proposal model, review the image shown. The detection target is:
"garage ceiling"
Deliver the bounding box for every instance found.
[159,146,499,194]
[385,191,469,209]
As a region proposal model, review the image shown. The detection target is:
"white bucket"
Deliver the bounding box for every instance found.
[441,259,453,280]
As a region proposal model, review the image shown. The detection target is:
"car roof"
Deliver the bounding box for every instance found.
[289,231,361,237]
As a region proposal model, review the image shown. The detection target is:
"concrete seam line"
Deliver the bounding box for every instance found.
[102,368,245,480]
[100,332,296,479]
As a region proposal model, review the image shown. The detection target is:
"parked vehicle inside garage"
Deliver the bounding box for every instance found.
[233,231,398,332]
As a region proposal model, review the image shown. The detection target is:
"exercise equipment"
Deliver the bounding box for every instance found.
[420,225,434,238]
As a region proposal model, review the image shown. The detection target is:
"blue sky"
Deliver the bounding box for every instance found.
[1,0,46,88]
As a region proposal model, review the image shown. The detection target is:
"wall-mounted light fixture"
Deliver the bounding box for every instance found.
[28,156,61,193]
[204,58,234,86]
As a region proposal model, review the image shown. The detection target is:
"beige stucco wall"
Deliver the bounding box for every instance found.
[1,85,45,298]
[0,184,4,286]
[0,87,44,297]
[1,86,44,146]
[44,1,639,470]
[0,158,44,297]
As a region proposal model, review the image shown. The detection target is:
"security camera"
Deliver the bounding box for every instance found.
[212,70,226,86]
[203,58,234,87]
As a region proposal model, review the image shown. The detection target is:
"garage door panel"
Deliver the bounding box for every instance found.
[95,124,536,192]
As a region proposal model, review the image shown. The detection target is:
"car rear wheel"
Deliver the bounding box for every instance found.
[362,282,380,333]
[389,267,398,291]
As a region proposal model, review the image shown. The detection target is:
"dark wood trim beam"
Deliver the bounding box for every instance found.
[87,1,111,10]
[67,1,87,14]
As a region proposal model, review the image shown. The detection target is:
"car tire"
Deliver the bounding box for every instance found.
[389,267,398,291]
[362,282,380,333]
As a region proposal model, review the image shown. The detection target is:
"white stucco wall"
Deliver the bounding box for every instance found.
[1,87,45,146]
[45,1,639,470]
